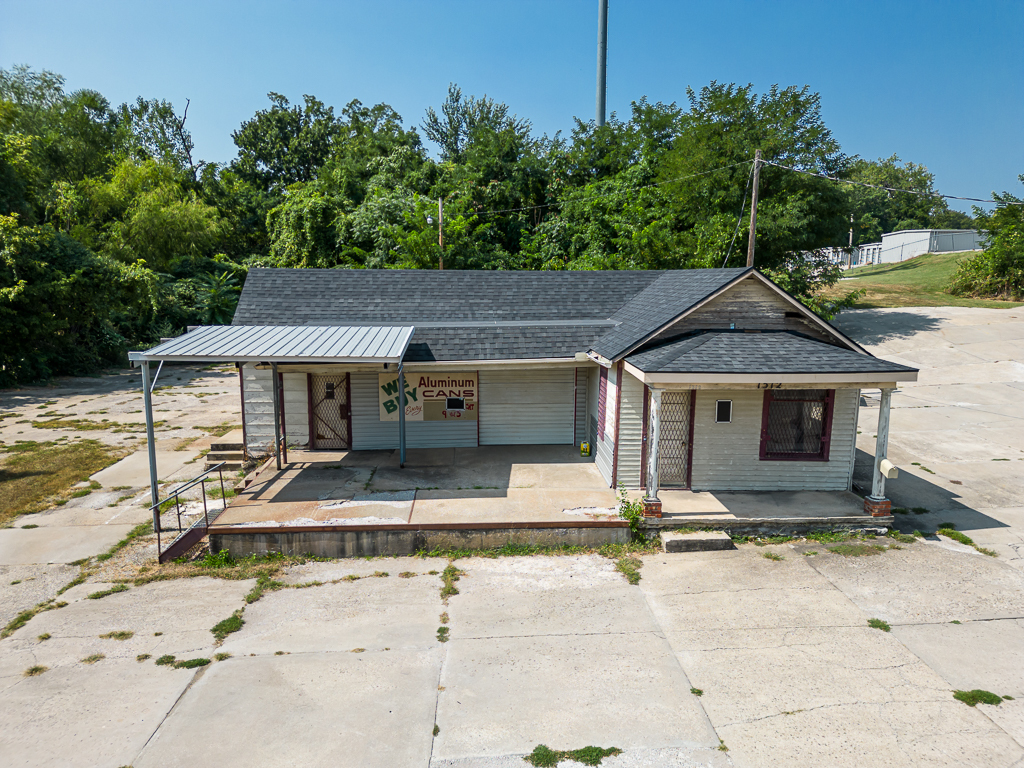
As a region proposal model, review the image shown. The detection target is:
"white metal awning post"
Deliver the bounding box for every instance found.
[644,388,663,502]
[869,387,895,502]
[398,364,407,468]
[140,361,160,531]
[271,362,282,471]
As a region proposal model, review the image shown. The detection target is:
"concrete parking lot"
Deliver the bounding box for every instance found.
[0,307,1022,767]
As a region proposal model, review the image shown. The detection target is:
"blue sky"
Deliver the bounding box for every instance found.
[2,0,1021,212]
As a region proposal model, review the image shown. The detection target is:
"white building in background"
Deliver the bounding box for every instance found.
[878,229,984,263]
[822,229,984,268]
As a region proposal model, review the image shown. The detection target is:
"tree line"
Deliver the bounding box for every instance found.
[2,65,1014,386]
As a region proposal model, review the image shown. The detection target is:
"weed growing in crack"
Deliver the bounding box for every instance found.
[37,633,51,641]
[99,630,134,640]
[399,571,416,578]
[439,612,449,625]
[245,574,286,603]
[86,584,129,599]
[137,654,152,662]
[717,740,729,752]
[371,571,388,578]
[614,556,643,584]
[828,543,886,557]
[868,618,891,632]
[214,652,231,661]
[690,687,703,696]
[155,655,176,666]
[937,527,998,557]
[524,744,622,767]
[433,724,440,736]
[954,689,1002,707]
[24,666,48,676]
[437,626,450,643]
[81,654,105,664]
[211,609,245,641]
[173,658,210,669]
[440,564,462,600]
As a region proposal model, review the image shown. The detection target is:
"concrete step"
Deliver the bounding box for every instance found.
[210,441,244,453]
[662,530,735,553]
[205,461,243,472]
[206,451,244,462]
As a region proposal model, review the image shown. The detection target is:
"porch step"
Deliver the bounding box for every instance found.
[207,451,244,462]
[662,530,735,553]
[206,462,243,472]
[210,440,244,453]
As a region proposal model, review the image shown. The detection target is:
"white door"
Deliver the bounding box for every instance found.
[479,368,575,445]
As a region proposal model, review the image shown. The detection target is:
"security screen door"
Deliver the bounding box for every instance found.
[310,374,350,450]
[655,390,693,488]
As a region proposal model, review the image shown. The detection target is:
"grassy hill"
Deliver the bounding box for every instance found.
[823,251,1024,309]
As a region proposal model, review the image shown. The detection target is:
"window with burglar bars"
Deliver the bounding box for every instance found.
[759,389,834,461]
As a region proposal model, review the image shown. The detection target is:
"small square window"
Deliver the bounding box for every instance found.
[446,397,465,410]
[716,400,732,423]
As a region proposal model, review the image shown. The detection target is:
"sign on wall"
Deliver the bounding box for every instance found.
[379,372,478,422]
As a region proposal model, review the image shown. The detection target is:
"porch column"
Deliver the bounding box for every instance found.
[271,362,282,471]
[398,364,407,468]
[141,360,160,532]
[865,386,895,516]
[643,388,663,518]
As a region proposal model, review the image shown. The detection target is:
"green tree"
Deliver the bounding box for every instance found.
[949,176,1023,299]
[421,83,531,163]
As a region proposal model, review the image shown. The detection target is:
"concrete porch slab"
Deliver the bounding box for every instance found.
[656,489,868,519]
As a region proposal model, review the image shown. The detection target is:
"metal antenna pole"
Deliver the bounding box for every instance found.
[438,197,444,270]
[746,149,762,268]
[596,0,608,126]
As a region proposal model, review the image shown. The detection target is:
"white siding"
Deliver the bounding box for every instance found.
[574,366,590,447]
[689,388,858,491]
[479,368,575,445]
[281,372,309,446]
[241,363,274,453]
[593,365,616,485]
[617,370,645,489]
[350,372,477,450]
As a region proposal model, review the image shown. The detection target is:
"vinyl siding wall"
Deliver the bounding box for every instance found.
[689,387,859,491]
[593,364,616,485]
[615,369,646,489]
[241,364,274,453]
[281,372,310,446]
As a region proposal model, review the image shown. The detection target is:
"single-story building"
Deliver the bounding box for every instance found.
[131,266,917,518]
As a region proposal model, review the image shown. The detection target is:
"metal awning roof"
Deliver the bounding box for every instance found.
[128,325,415,364]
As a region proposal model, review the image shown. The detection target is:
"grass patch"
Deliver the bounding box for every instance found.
[690,687,703,696]
[439,611,449,624]
[828,543,887,557]
[56,571,89,596]
[887,531,918,544]
[214,652,231,661]
[868,618,891,632]
[954,689,1003,707]
[1,599,68,638]
[86,584,129,599]
[440,564,462,600]
[937,526,998,557]
[211,609,245,641]
[96,522,153,562]
[132,550,322,587]
[803,550,818,556]
[37,633,51,641]
[399,571,416,578]
[245,574,286,604]
[614,555,643,584]
[822,251,1024,309]
[805,530,858,544]
[0,439,130,525]
[173,657,210,669]
[99,630,134,640]
[155,654,176,666]
[81,653,105,664]
[762,552,784,561]
[437,626,450,643]
[137,654,152,662]
[24,665,48,676]
[372,570,389,578]
[524,745,623,767]
[195,422,241,438]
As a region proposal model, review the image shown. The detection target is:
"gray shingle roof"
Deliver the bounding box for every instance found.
[626,331,918,375]
[405,326,607,362]
[233,268,662,325]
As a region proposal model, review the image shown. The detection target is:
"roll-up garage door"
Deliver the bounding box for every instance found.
[479,368,575,445]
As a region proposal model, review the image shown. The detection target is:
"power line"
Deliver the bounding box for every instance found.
[762,159,1022,206]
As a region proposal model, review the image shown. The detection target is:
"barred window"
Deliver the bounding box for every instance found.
[759,389,834,461]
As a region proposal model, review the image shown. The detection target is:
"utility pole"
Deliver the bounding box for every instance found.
[596,0,608,126]
[438,197,444,270]
[745,149,762,268]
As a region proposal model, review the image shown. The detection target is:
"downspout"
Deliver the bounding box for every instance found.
[398,363,407,468]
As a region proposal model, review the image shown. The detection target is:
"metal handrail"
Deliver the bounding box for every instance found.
[151,462,227,557]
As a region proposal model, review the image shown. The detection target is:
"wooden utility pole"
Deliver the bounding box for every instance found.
[746,149,762,268]
[438,197,444,270]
